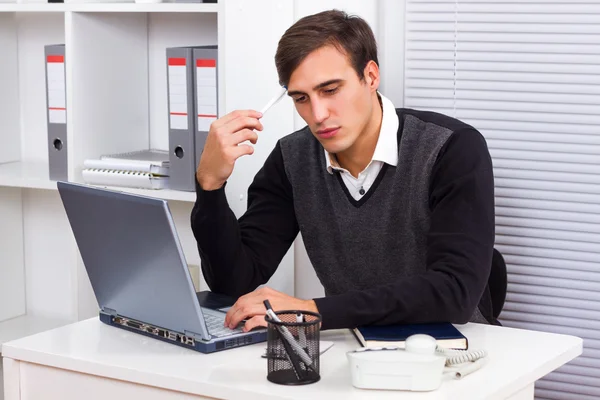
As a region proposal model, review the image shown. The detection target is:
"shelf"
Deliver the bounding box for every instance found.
[0,2,219,12]
[0,0,298,351]
[0,162,196,201]
[0,314,69,348]
[0,2,67,12]
[70,2,219,12]
[92,184,196,203]
[0,161,57,190]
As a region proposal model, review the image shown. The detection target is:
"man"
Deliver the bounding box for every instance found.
[191,10,495,332]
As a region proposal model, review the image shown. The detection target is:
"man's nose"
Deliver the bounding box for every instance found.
[311,99,329,124]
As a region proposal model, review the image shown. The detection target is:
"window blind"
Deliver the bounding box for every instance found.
[406,1,600,399]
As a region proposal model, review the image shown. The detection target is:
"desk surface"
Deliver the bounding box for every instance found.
[2,318,582,400]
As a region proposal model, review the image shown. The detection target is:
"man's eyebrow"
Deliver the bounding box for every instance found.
[287,79,344,97]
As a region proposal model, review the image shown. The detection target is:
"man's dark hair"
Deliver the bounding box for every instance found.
[275,9,378,87]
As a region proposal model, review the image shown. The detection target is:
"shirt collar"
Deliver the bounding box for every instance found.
[325,93,399,174]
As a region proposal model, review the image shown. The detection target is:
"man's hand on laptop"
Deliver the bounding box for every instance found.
[224,287,318,332]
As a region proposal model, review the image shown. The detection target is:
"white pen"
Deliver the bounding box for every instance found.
[260,86,288,116]
[297,312,308,350]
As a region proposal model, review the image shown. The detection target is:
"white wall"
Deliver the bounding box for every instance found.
[0,188,25,322]
[221,0,296,296]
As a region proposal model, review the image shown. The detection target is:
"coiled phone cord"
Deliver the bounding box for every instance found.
[436,348,488,379]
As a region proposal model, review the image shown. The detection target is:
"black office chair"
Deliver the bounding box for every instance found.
[486,248,507,325]
[491,249,508,320]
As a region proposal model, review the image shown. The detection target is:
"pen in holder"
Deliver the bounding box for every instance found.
[264,301,321,385]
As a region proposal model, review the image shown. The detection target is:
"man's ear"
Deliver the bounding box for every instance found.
[363,60,380,91]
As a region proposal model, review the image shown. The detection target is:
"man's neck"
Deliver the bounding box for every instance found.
[335,95,383,178]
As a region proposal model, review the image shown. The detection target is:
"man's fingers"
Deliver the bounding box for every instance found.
[229,129,259,146]
[213,110,262,129]
[228,304,266,329]
[222,287,286,331]
[224,291,257,327]
[225,300,242,327]
[243,315,268,332]
[221,116,263,136]
[230,144,255,161]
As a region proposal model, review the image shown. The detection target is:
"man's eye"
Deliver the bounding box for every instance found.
[294,96,307,103]
[324,87,339,95]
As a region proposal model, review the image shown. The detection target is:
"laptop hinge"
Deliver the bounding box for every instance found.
[185,330,207,341]
[101,307,117,316]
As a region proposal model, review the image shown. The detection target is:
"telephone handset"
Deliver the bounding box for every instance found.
[347,334,487,391]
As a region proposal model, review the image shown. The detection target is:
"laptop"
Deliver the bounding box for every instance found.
[57,181,267,353]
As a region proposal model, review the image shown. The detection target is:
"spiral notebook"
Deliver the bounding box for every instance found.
[81,169,169,190]
[82,149,170,190]
[83,149,170,176]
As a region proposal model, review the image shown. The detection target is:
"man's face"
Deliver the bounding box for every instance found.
[286,45,378,156]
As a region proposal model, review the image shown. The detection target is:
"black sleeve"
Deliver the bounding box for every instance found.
[190,141,300,297]
[313,128,495,330]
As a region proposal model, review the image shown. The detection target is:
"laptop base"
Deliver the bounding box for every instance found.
[99,311,267,353]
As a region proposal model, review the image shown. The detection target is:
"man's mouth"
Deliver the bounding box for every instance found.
[316,127,340,139]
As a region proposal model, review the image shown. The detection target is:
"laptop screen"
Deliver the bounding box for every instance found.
[57,182,210,340]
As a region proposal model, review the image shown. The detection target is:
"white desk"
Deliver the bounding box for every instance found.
[2,318,582,400]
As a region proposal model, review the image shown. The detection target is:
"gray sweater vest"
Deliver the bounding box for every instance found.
[279,113,487,324]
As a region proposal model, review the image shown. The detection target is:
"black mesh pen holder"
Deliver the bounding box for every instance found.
[265,310,322,385]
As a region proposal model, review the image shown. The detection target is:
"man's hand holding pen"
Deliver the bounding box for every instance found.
[196,87,287,192]
[196,109,263,191]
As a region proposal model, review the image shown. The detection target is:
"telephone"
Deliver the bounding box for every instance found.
[346,334,487,391]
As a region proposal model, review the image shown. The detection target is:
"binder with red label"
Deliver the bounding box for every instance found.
[192,46,218,169]
[166,47,196,191]
[45,44,68,181]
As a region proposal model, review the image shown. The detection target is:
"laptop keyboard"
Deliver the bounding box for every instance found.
[202,309,244,337]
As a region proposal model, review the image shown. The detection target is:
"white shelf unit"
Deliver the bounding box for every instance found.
[0,0,297,348]
[0,0,405,350]
[0,3,219,13]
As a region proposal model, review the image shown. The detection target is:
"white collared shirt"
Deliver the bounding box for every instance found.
[325,94,399,200]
